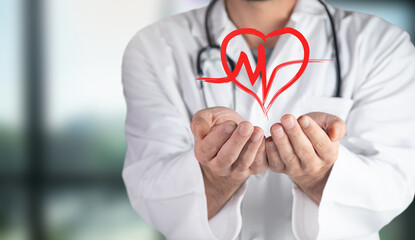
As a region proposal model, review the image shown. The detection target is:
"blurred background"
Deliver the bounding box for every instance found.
[0,0,414,239]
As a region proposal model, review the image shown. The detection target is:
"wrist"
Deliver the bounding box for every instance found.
[292,166,333,205]
[200,163,245,195]
[200,163,246,219]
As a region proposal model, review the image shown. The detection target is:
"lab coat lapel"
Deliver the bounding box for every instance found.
[218,25,262,119]
[213,0,265,119]
[192,0,259,119]
[189,0,237,110]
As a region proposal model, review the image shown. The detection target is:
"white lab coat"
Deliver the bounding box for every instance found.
[121,0,415,239]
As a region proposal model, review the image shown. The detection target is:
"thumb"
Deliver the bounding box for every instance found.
[191,110,213,140]
[305,112,346,142]
[327,121,346,142]
[194,118,211,139]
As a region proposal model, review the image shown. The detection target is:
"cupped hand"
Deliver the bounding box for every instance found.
[191,107,268,218]
[265,112,346,204]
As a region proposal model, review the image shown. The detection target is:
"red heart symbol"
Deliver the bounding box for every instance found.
[198,27,328,118]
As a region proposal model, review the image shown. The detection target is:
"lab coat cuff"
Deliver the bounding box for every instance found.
[291,145,355,240]
[316,144,382,239]
[291,182,319,240]
[207,182,247,240]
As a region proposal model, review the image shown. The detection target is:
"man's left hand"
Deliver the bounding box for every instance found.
[265,112,346,205]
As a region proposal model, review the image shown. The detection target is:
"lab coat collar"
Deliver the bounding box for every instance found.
[291,0,328,21]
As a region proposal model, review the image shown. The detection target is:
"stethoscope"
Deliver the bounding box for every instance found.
[196,0,342,109]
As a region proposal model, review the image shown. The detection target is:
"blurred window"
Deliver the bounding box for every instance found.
[0,0,25,175]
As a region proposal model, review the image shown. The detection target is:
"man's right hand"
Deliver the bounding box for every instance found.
[191,107,268,219]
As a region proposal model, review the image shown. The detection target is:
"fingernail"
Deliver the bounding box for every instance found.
[250,130,261,142]
[272,126,285,139]
[282,117,295,129]
[299,116,310,128]
[238,124,252,137]
[224,122,237,134]
[267,141,276,149]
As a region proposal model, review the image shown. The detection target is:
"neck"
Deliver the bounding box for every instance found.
[225,0,297,48]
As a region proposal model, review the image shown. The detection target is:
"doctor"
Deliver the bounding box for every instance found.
[122,0,415,239]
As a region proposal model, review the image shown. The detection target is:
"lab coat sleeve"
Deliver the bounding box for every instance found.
[291,23,415,239]
[121,28,244,240]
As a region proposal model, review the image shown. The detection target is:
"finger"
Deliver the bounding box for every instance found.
[196,120,237,164]
[298,115,336,161]
[265,137,285,172]
[212,121,254,174]
[281,114,320,173]
[249,137,268,175]
[230,127,264,179]
[270,123,301,175]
